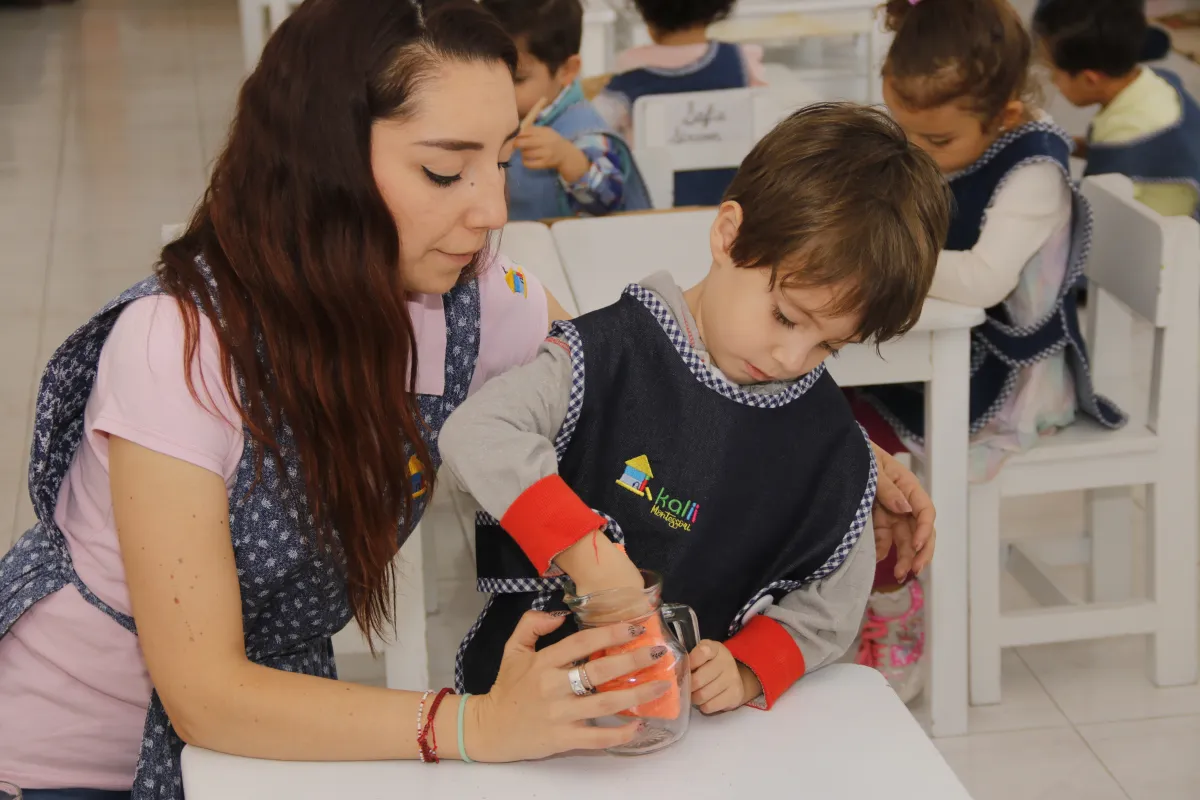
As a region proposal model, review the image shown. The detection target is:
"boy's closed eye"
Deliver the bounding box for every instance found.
[771,305,843,357]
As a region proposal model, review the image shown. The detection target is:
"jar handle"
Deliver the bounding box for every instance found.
[661,603,700,653]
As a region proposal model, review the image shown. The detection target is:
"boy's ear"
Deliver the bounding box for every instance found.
[710,201,744,268]
[556,54,583,87]
[998,98,1025,132]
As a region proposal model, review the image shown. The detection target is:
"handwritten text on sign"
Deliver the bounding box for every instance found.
[665,97,753,145]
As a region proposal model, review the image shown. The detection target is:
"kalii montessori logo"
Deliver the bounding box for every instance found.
[408,454,428,499]
[616,455,699,531]
[503,264,528,296]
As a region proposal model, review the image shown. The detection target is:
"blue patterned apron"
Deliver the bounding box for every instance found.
[862,122,1126,442]
[0,267,481,799]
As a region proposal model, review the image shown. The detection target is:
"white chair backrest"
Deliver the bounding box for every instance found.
[1080,174,1200,432]
[239,0,298,69]
[631,85,823,208]
[550,209,718,313]
[161,223,185,245]
[1080,175,1173,326]
[494,222,579,316]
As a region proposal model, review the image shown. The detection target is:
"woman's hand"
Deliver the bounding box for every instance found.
[469,611,671,762]
[870,443,937,581]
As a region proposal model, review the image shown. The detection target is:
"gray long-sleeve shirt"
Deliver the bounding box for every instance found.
[439,272,874,683]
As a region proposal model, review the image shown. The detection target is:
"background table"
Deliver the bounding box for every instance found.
[587,0,891,103]
[182,664,973,800]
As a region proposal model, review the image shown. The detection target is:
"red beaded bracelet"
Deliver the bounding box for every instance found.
[416,690,434,763]
[418,688,454,763]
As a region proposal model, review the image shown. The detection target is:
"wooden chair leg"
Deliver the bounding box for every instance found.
[1146,481,1199,687]
[386,526,430,690]
[1086,487,1134,603]
[968,480,1002,706]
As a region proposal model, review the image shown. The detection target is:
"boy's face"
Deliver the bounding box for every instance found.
[512,39,581,120]
[1039,41,1107,108]
[1047,66,1106,108]
[696,204,862,385]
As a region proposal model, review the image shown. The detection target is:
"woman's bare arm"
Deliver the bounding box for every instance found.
[110,434,446,761]
[110,435,666,762]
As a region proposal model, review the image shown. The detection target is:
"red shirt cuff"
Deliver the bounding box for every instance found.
[725,615,806,710]
[500,474,607,575]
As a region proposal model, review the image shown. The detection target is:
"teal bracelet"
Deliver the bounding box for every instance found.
[458,693,474,763]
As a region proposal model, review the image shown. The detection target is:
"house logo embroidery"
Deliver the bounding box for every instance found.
[616,455,699,531]
[504,265,528,297]
[408,454,428,498]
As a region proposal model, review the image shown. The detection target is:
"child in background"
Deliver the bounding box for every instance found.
[440,103,951,713]
[593,0,768,206]
[853,0,1125,702]
[481,0,651,220]
[1034,0,1200,218]
[1035,0,1173,63]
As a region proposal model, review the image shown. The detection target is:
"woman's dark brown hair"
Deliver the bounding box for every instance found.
[157,0,517,642]
[883,0,1034,125]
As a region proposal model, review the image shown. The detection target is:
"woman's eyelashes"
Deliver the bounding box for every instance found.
[424,161,512,188]
[422,166,461,188]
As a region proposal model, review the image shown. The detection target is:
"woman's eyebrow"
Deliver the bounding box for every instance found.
[416,125,521,152]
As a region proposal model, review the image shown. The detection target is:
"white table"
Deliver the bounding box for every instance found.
[182,664,972,799]
[549,211,984,736]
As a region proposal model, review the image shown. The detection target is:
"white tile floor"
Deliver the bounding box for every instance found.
[3,1,1200,798]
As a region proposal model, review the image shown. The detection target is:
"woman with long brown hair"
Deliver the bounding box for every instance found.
[0,1,669,797]
[0,0,937,797]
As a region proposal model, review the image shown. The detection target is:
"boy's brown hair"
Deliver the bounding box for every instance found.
[882,0,1034,125]
[481,0,583,73]
[724,102,950,345]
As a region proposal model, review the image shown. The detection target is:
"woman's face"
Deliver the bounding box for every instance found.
[371,60,519,294]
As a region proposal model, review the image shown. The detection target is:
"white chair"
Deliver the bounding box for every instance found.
[238,0,297,70]
[494,222,580,316]
[630,85,822,209]
[550,209,718,312]
[967,174,1200,705]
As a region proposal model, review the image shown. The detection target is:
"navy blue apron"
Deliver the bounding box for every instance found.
[0,265,480,799]
[454,285,877,694]
[862,121,1126,443]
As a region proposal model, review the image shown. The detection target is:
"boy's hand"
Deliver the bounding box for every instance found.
[515,126,591,183]
[871,443,936,581]
[689,639,762,714]
[554,530,644,598]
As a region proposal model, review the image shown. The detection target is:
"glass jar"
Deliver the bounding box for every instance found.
[563,570,698,756]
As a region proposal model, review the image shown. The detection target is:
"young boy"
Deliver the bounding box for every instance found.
[593,0,767,207]
[481,0,651,221]
[1035,0,1200,217]
[440,104,950,712]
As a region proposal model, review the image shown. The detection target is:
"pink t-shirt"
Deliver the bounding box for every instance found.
[0,255,547,790]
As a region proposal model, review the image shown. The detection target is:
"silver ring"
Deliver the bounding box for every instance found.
[567,666,595,697]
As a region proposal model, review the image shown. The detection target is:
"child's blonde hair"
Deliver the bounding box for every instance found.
[883,0,1035,127]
